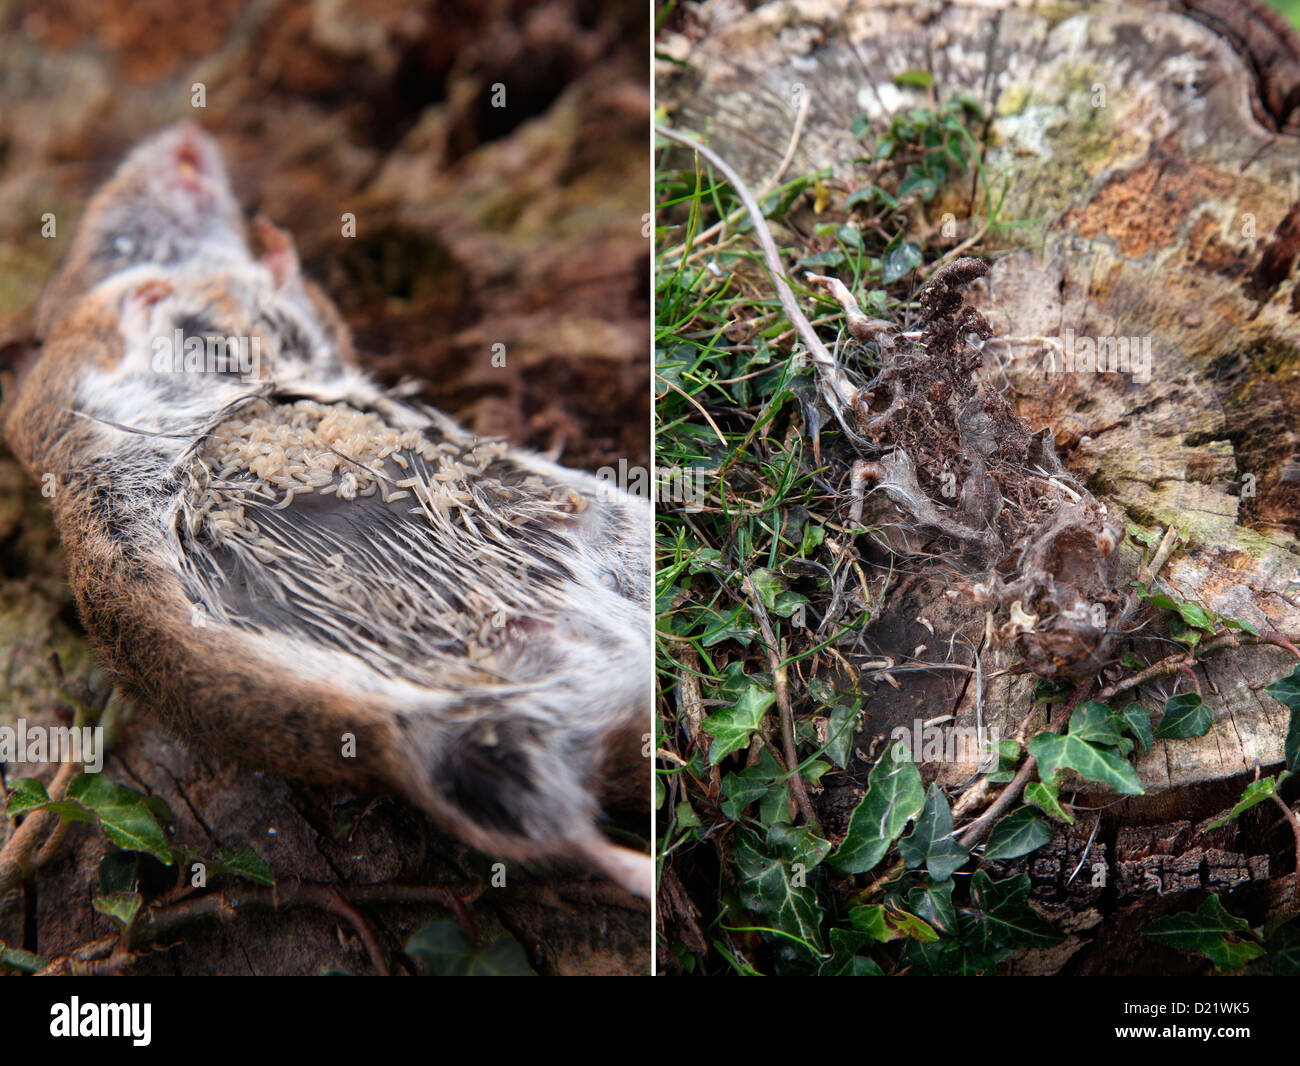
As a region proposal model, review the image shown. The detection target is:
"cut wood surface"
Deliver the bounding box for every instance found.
[658,0,1300,799]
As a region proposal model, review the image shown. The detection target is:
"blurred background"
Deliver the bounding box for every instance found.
[1271,0,1300,25]
[0,0,649,471]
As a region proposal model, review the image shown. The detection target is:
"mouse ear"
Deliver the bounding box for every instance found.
[120,278,173,336]
[253,215,300,290]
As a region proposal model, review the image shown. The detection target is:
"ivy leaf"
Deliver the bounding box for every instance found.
[685,547,722,574]
[969,871,1063,949]
[824,702,858,770]
[732,828,825,956]
[831,742,925,874]
[818,929,884,976]
[985,740,1020,784]
[1142,895,1264,970]
[1035,679,1072,706]
[67,774,174,865]
[1154,692,1212,740]
[949,90,988,121]
[903,912,1007,975]
[893,69,935,88]
[98,851,140,895]
[1117,702,1154,754]
[849,903,938,943]
[1141,588,1218,632]
[463,937,537,977]
[142,794,174,827]
[1068,702,1125,747]
[1168,615,1201,649]
[406,921,535,977]
[1266,919,1300,977]
[4,778,50,817]
[768,822,832,874]
[898,784,968,881]
[1028,732,1144,796]
[93,891,142,934]
[702,683,776,764]
[983,808,1052,862]
[881,239,923,282]
[719,748,789,824]
[1127,524,1160,550]
[33,800,100,823]
[4,778,96,825]
[1264,666,1300,770]
[836,224,863,251]
[1219,615,1259,637]
[700,604,756,648]
[1202,776,1280,831]
[1024,781,1075,825]
[796,248,846,270]
[210,846,275,886]
[907,878,958,937]
[0,942,45,974]
[748,568,807,618]
[845,185,897,212]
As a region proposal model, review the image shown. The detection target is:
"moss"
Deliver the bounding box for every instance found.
[995,84,1031,118]
[1240,335,1300,384]
[1036,1,1090,29]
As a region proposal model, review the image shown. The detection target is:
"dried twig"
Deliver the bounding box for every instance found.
[956,679,1093,849]
[744,574,822,833]
[33,874,638,976]
[655,124,860,426]
[1093,629,1300,704]
[662,87,811,266]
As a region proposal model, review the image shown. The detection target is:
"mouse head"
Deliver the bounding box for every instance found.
[38,123,251,337]
[108,267,349,392]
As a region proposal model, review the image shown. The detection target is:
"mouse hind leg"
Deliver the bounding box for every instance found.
[399,707,653,899]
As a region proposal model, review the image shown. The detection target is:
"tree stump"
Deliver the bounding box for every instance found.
[657,0,1300,970]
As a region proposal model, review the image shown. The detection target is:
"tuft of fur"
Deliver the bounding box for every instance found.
[4,124,652,896]
[822,258,1124,680]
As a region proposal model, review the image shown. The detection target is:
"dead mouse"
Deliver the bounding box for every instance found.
[4,122,652,898]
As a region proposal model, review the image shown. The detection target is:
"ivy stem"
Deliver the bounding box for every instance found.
[1260,630,1300,662]
[956,679,1093,849]
[1093,629,1300,705]
[0,758,80,895]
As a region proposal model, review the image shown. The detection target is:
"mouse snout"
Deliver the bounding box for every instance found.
[148,123,232,213]
[168,122,214,180]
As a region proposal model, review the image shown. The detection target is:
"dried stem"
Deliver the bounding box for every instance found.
[662,88,810,266]
[655,124,860,423]
[34,875,638,976]
[956,679,1093,849]
[744,574,822,833]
